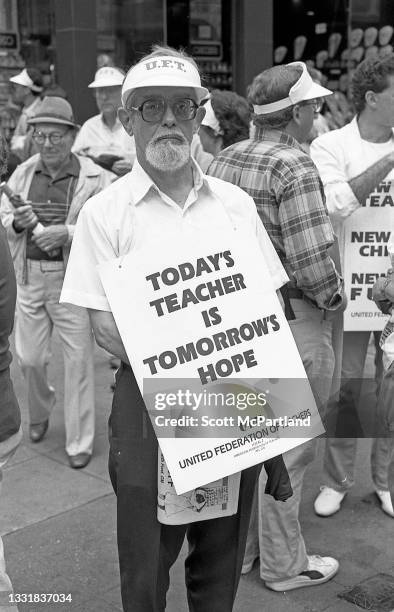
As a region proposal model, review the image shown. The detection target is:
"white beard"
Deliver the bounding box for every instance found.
[146,139,190,171]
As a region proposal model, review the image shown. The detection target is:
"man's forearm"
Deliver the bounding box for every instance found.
[349,152,394,206]
[88,309,130,364]
[292,250,344,311]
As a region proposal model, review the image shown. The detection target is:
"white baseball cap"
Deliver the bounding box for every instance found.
[201,99,223,135]
[253,62,332,115]
[88,66,125,88]
[9,68,43,93]
[121,55,209,106]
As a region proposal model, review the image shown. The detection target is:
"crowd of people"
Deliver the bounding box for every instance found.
[0,43,393,612]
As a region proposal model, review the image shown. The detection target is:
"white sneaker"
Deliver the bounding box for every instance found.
[375,490,394,517]
[314,486,346,517]
[265,555,339,592]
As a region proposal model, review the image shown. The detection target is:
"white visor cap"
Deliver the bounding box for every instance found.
[253,62,332,115]
[88,66,125,88]
[201,99,223,135]
[9,68,43,92]
[121,55,209,107]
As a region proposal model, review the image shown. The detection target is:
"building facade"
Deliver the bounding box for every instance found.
[0,0,393,123]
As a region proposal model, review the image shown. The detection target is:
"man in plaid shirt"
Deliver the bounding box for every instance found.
[208,61,344,592]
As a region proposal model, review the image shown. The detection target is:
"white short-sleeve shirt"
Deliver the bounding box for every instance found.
[60,160,288,312]
[310,117,394,261]
[72,114,136,164]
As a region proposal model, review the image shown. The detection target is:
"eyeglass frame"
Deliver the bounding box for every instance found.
[127,97,200,123]
[298,98,324,113]
[32,129,70,145]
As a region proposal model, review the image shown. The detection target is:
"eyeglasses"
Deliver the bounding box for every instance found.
[32,131,68,145]
[300,99,323,113]
[128,98,199,123]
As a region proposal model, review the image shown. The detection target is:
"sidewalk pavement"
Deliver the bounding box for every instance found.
[1,334,393,611]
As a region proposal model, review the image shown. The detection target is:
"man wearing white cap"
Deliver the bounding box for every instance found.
[209,62,344,591]
[61,44,291,611]
[0,96,112,470]
[9,67,44,161]
[199,90,251,157]
[72,66,136,176]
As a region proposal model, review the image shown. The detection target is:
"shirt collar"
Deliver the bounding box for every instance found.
[36,153,80,179]
[253,125,304,151]
[352,115,394,143]
[128,156,207,206]
[100,114,123,130]
[24,97,42,115]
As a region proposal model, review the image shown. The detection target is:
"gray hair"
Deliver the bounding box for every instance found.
[248,64,302,129]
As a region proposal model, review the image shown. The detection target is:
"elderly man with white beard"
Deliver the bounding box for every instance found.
[60,45,292,611]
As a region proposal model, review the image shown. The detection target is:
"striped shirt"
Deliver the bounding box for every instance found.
[208,127,343,311]
[26,154,80,260]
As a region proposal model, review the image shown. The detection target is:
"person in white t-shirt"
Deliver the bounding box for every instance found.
[72,66,136,176]
[311,54,394,518]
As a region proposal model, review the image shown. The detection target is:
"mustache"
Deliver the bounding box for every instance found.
[150,132,187,145]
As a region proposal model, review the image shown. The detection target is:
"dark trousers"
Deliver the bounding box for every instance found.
[109,363,261,612]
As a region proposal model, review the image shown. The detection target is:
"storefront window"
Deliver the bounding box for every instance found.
[0,0,23,108]
[96,0,234,86]
[189,0,232,90]
[166,0,232,91]
[0,0,23,138]
[18,0,55,75]
[96,0,164,70]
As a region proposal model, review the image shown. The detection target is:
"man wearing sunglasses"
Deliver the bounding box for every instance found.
[0,96,112,470]
[60,45,292,611]
[209,62,344,592]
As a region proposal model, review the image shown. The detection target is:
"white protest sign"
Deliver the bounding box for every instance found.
[99,228,323,494]
[343,178,393,331]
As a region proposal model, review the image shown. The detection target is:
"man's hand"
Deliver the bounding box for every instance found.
[112,159,132,176]
[325,292,348,319]
[373,270,394,303]
[32,225,69,251]
[13,204,39,231]
[88,309,129,364]
[388,150,394,167]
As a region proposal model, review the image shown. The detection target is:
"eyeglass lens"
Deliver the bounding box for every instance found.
[138,98,197,122]
[33,132,66,145]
